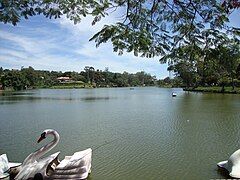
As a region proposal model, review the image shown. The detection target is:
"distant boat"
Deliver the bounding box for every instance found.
[172,92,177,97]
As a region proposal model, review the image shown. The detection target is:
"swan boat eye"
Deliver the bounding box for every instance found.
[41,132,46,138]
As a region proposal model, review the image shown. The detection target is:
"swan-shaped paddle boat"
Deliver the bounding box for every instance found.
[15,129,92,180]
[217,149,240,178]
[0,154,21,179]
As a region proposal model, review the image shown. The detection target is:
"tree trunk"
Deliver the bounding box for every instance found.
[231,76,234,90]
[202,59,206,86]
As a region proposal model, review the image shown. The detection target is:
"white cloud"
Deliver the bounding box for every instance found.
[0,29,61,56]
[0,47,28,59]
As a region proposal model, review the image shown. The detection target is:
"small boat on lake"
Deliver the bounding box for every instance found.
[172,92,177,97]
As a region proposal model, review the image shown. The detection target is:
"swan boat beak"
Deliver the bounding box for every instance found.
[37,137,44,143]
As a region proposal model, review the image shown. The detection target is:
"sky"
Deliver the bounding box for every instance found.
[0,12,169,79]
[0,8,239,79]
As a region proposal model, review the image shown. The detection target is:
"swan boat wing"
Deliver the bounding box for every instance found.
[0,154,9,173]
[51,148,92,180]
[0,154,10,179]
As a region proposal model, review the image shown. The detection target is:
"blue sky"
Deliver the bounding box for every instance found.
[0,13,169,79]
[0,9,239,79]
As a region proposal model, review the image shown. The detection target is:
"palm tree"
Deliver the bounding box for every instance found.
[84,66,90,83]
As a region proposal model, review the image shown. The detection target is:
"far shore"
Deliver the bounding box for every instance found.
[0,85,154,92]
[1,86,240,95]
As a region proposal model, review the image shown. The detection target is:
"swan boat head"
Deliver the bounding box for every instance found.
[37,129,60,144]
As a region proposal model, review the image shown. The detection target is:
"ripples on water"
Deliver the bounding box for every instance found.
[0,88,240,180]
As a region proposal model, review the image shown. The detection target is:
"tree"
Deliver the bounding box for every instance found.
[84,66,90,83]
[89,66,95,84]
[173,61,199,88]
[1,0,239,60]
[216,40,240,90]
[1,70,27,90]
[21,66,39,88]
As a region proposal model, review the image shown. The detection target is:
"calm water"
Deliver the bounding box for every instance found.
[1,87,240,180]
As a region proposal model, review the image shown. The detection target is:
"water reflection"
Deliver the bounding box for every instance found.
[0,91,35,96]
[217,168,231,179]
[0,90,113,104]
[81,97,111,101]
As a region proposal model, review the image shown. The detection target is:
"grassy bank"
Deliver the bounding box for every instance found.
[50,84,94,89]
[184,86,240,94]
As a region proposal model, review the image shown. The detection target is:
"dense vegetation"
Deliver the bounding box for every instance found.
[1,61,240,92]
[162,38,240,92]
[0,66,157,91]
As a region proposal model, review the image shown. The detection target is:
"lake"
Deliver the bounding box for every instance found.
[1,87,240,179]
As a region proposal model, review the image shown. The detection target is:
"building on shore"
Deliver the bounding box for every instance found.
[56,77,72,83]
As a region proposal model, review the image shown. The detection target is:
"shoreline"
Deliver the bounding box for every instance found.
[0,85,157,93]
[183,87,240,94]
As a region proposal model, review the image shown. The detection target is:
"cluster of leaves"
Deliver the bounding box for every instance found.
[0,0,111,25]
[0,66,157,90]
[222,0,240,13]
